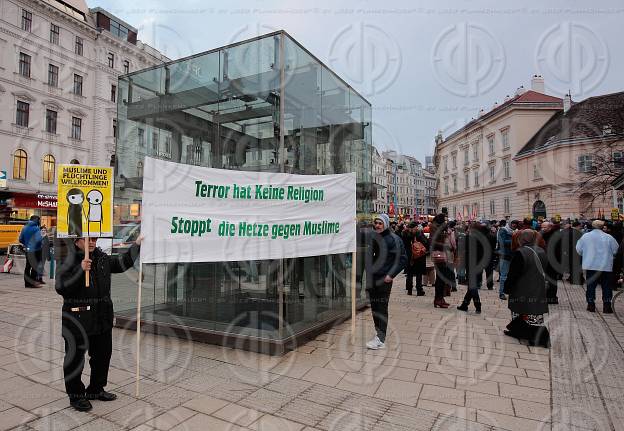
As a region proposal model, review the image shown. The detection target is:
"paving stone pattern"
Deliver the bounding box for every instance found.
[0,272,622,430]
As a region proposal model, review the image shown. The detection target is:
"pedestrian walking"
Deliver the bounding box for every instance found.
[19,215,44,288]
[457,223,491,314]
[410,228,428,296]
[541,221,562,304]
[56,235,142,411]
[504,229,550,346]
[560,220,584,285]
[366,214,407,350]
[497,219,513,300]
[430,214,453,308]
[576,220,619,313]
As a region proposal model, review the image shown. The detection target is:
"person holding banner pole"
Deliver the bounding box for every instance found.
[366,214,407,350]
[55,235,142,411]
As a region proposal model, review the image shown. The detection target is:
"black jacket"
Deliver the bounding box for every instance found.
[464,230,492,286]
[368,229,407,286]
[505,246,549,315]
[56,244,139,335]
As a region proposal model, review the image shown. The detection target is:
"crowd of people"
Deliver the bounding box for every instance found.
[367,213,624,350]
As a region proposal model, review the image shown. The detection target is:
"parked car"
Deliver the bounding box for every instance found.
[96,223,140,255]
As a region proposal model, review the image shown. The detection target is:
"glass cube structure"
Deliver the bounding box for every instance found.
[112,31,373,354]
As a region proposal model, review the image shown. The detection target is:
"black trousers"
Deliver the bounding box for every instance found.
[63,329,112,399]
[368,282,392,343]
[24,250,42,287]
[462,272,482,305]
[434,262,452,299]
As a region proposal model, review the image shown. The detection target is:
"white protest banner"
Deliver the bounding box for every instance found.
[140,157,357,263]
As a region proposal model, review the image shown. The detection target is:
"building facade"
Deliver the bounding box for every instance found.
[434,76,562,221]
[372,146,387,213]
[0,0,167,225]
[515,92,624,219]
[423,167,437,216]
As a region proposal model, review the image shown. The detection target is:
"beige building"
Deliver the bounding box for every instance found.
[434,76,562,220]
[0,0,167,225]
[372,146,387,213]
[515,91,624,219]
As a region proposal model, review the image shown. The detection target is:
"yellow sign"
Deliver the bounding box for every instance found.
[612,208,619,221]
[56,165,114,238]
[554,214,561,223]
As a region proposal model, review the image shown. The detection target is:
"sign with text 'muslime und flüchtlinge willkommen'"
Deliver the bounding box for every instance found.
[56,165,113,238]
[140,157,357,263]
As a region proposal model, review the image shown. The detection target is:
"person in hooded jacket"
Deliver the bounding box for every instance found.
[19,215,44,288]
[366,214,407,350]
[56,235,142,411]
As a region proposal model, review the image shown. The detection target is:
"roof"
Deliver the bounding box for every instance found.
[516,91,624,157]
[441,90,563,144]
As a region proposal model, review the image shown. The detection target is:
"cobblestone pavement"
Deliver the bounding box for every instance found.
[0,271,622,430]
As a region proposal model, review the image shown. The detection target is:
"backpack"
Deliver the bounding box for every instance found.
[411,240,426,260]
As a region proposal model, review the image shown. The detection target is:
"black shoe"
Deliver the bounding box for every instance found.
[407,290,413,296]
[499,294,507,300]
[70,398,92,412]
[451,287,458,292]
[604,303,613,314]
[475,303,482,314]
[87,390,117,401]
[417,290,425,296]
[587,303,596,312]
[548,298,559,304]
[457,303,469,312]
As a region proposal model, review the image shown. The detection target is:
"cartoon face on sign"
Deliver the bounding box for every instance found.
[66,188,85,236]
[86,190,104,235]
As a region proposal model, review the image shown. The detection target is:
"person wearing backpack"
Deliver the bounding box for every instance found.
[411,227,428,296]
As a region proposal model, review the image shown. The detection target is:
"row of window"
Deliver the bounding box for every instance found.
[15,101,83,139]
[137,128,172,153]
[449,197,512,219]
[443,129,510,173]
[443,159,511,194]
[11,151,79,182]
[20,8,130,71]
[19,52,86,94]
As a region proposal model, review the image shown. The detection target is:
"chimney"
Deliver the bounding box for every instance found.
[563,93,572,113]
[531,74,545,93]
[515,85,526,96]
[504,95,511,102]
[478,108,485,117]
[492,101,499,110]
[435,130,443,145]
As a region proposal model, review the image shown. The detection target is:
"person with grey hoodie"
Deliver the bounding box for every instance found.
[366,213,407,349]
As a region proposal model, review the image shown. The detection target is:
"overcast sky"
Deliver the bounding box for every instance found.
[94,0,624,162]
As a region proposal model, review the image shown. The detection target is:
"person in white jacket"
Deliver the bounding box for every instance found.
[576,220,619,313]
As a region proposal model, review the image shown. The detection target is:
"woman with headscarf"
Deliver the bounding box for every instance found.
[503,229,550,346]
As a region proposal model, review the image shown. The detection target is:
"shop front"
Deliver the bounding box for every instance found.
[112,31,373,353]
[0,192,58,228]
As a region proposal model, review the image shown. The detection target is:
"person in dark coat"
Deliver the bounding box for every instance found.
[56,236,141,411]
[19,215,44,288]
[401,222,416,295]
[430,214,453,308]
[40,226,50,284]
[541,221,562,304]
[457,222,491,314]
[366,214,407,350]
[560,221,584,284]
[411,229,428,296]
[504,230,549,345]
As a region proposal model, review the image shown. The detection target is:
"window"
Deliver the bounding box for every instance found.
[533,164,542,179]
[489,165,495,182]
[614,152,624,165]
[452,153,457,169]
[488,136,494,155]
[453,176,457,192]
[444,156,448,173]
[110,20,129,40]
[164,136,171,153]
[13,150,27,179]
[19,52,31,77]
[152,132,158,150]
[123,60,130,74]
[464,172,469,189]
[489,200,495,216]
[504,197,511,214]
[16,101,29,127]
[48,64,59,87]
[71,117,82,139]
[111,85,117,102]
[75,36,83,56]
[444,181,449,194]
[502,129,510,150]
[578,155,594,172]
[137,161,143,177]
[473,144,479,161]
[45,109,57,133]
[112,119,117,138]
[50,23,60,44]
[503,159,511,178]
[474,170,479,187]
[138,128,145,146]
[107,52,115,68]
[42,154,55,183]
[21,9,32,32]
[73,74,83,95]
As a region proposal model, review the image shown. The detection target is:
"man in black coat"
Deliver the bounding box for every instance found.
[560,221,584,285]
[366,214,407,349]
[56,236,141,411]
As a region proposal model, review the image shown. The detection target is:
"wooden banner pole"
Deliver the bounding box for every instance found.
[135,262,143,398]
[84,238,90,287]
